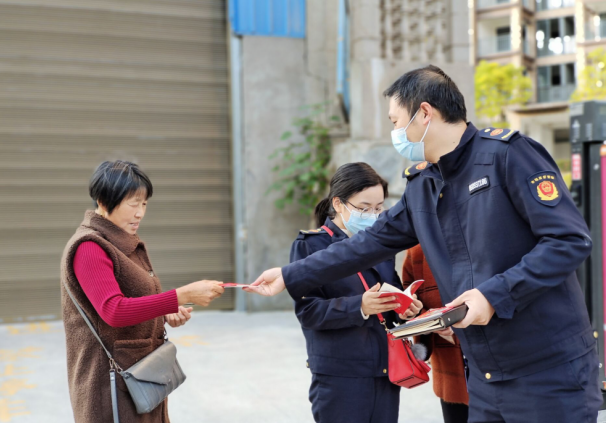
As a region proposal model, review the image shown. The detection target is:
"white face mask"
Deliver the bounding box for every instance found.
[339,203,378,235]
[391,108,431,162]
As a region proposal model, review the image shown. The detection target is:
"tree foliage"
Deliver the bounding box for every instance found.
[267,104,339,216]
[571,47,606,102]
[475,61,532,128]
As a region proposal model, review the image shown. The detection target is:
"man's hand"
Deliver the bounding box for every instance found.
[362,283,400,316]
[243,268,286,296]
[165,306,193,328]
[398,294,423,320]
[446,288,495,328]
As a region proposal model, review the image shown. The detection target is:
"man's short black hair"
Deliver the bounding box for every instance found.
[383,65,467,124]
[89,160,153,214]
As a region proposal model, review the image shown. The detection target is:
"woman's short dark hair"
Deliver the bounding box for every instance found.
[89,161,153,214]
[314,163,388,227]
[383,65,467,124]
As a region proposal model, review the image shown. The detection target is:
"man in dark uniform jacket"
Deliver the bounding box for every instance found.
[245,65,602,422]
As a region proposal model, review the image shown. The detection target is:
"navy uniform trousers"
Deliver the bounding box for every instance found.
[291,219,404,423]
[468,350,601,423]
[309,374,400,423]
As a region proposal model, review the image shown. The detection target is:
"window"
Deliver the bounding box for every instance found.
[496,26,511,52]
[564,16,575,37]
[536,0,575,12]
[551,65,561,86]
[536,17,576,56]
[537,63,576,103]
[565,63,575,85]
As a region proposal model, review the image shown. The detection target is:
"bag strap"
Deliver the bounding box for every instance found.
[321,225,386,325]
[356,269,386,324]
[62,279,121,423]
[62,280,114,361]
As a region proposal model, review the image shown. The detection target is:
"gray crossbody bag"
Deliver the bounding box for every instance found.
[63,281,186,422]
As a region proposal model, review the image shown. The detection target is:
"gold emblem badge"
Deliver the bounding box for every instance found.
[490,128,504,136]
[416,161,428,170]
[537,181,559,201]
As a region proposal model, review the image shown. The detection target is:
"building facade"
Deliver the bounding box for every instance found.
[471,0,606,166]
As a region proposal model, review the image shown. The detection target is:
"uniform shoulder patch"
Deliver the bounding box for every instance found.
[527,171,562,207]
[480,128,519,142]
[296,228,327,240]
[403,161,430,180]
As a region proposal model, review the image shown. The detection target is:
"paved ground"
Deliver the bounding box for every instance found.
[0,311,444,423]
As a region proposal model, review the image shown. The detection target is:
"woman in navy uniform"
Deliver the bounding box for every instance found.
[248,66,602,423]
[291,162,422,423]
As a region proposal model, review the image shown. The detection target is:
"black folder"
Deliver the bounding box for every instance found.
[389,305,469,338]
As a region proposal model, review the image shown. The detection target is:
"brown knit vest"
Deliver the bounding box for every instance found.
[61,210,170,423]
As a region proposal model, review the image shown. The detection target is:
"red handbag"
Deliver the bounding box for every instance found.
[320,225,431,388]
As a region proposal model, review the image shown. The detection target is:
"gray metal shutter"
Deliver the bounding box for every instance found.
[0,0,234,323]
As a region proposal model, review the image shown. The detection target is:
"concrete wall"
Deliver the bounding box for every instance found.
[238,1,340,311]
[451,0,473,63]
[240,36,310,311]
[508,108,570,156]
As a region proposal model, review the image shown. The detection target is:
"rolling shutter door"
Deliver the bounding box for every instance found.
[0,0,234,322]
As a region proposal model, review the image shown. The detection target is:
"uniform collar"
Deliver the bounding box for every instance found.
[82,210,143,256]
[324,218,349,244]
[435,122,478,180]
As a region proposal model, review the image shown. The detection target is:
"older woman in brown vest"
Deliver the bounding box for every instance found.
[61,160,225,423]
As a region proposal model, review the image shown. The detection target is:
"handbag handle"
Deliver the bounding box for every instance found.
[320,225,387,326]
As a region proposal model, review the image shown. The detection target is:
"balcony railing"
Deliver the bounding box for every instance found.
[537,84,576,103]
[585,22,606,42]
[536,0,575,11]
[537,36,576,57]
[476,0,512,9]
[478,35,512,56]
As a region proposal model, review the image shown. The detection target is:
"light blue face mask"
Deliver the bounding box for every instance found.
[391,109,431,162]
[340,204,378,235]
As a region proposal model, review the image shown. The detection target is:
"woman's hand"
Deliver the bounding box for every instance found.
[398,294,423,320]
[362,283,400,316]
[165,306,193,328]
[435,327,454,337]
[435,327,455,344]
[176,280,225,307]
